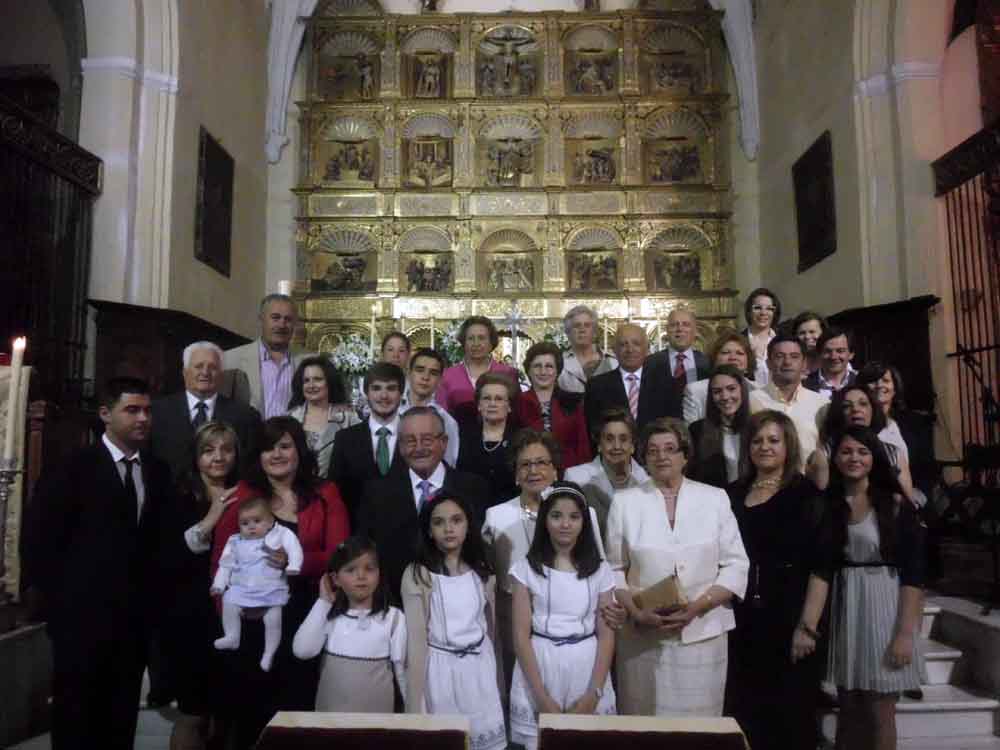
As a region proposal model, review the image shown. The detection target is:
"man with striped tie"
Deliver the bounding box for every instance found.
[357,406,489,603]
[585,323,670,441]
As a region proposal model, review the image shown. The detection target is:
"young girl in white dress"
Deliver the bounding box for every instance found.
[402,492,506,750]
[211,497,304,671]
[509,482,617,749]
[292,536,407,712]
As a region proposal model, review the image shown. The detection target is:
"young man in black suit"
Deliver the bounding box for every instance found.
[150,341,261,479]
[357,406,489,603]
[328,362,408,528]
[585,323,668,436]
[646,307,711,417]
[23,377,173,750]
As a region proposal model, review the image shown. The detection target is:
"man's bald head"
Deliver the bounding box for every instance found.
[615,324,649,372]
[666,308,697,350]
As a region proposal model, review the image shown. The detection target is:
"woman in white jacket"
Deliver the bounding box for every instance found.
[606,417,748,717]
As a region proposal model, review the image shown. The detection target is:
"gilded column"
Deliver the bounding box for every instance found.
[455,17,475,98]
[377,220,400,293]
[455,219,475,293]
[624,104,641,186]
[621,219,644,292]
[380,18,400,98]
[545,15,564,99]
[543,218,565,293]
[545,104,563,187]
[381,105,400,188]
[621,16,640,96]
[454,103,473,188]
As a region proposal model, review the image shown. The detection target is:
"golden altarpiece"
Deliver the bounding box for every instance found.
[294,0,737,357]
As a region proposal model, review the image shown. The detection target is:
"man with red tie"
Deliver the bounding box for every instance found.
[647,307,711,417]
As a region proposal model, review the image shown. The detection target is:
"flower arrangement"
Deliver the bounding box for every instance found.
[438,320,465,365]
[328,333,373,381]
[541,324,571,352]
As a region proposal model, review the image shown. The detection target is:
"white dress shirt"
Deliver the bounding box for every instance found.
[368,414,400,463]
[409,463,447,511]
[750,383,829,467]
[666,347,698,384]
[619,365,643,392]
[186,391,218,422]
[102,433,146,520]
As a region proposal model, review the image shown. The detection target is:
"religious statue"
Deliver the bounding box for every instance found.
[652,59,701,94]
[415,55,443,98]
[479,59,497,95]
[486,139,534,187]
[570,57,614,95]
[570,252,618,290]
[486,255,534,292]
[321,140,377,185]
[479,31,536,96]
[357,55,375,99]
[420,0,438,11]
[572,146,616,184]
[405,140,452,188]
[649,143,701,183]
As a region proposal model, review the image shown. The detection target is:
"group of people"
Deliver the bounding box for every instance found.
[22,290,930,750]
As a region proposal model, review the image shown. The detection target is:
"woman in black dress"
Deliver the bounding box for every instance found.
[457,372,520,507]
[689,364,749,488]
[725,410,834,750]
[154,421,240,750]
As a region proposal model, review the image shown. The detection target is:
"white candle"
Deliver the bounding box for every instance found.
[602,319,608,352]
[277,279,293,296]
[369,303,377,361]
[655,320,662,352]
[430,317,436,348]
[400,315,407,334]
[4,337,26,462]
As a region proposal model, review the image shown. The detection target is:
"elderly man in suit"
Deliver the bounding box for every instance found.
[150,341,261,479]
[585,323,667,436]
[357,406,490,603]
[328,362,408,528]
[647,307,711,417]
[223,294,315,418]
[23,377,173,750]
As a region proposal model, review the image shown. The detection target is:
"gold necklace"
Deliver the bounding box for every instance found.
[750,476,781,490]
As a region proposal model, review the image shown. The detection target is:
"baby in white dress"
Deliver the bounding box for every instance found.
[211,497,304,671]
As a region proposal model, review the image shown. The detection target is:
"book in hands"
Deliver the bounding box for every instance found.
[633,575,687,616]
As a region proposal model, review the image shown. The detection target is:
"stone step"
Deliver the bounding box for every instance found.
[926,637,964,685]
[820,685,1000,741]
[898,736,1000,749]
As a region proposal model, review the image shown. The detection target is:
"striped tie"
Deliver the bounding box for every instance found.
[626,373,639,420]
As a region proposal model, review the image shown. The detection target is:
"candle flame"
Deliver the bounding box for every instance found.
[13,337,25,350]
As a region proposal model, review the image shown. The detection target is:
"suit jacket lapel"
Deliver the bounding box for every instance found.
[359,422,378,476]
[98,444,135,525]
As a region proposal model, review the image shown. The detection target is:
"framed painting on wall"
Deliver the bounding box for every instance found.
[793,130,837,273]
[195,126,234,277]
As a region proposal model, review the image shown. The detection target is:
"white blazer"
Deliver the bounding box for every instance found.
[605,478,748,645]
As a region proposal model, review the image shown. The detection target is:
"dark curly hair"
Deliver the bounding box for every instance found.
[288,356,348,410]
[458,315,500,351]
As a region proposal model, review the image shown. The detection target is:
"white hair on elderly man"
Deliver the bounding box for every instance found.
[182,341,224,368]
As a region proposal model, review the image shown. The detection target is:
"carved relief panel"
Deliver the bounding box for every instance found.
[476,25,542,98]
[314,29,383,101]
[401,113,456,189]
[562,24,620,97]
[401,27,458,99]
[562,111,622,186]
[397,226,454,294]
[565,226,623,292]
[309,226,379,293]
[312,114,380,188]
[641,108,714,185]
[638,22,709,97]
[643,224,714,291]
[476,227,542,294]
[476,113,544,188]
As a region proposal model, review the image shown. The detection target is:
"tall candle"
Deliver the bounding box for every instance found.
[430,317,436,348]
[655,320,662,352]
[400,315,407,334]
[369,303,377,361]
[4,337,26,462]
[602,319,608,352]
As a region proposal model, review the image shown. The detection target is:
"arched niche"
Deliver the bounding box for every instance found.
[315,29,382,101]
[565,226,624,292]
[478,228,540,294]
[641,108,712,185]
[639,22,709,96]
[476,25,542,98]
[563,112,623,186]
[401,113,456,188]
[313,115,380,187]
[397,225,454,294]
[315,0,384,16]
[643,225,712,291]
[563,24,619,97]
[310,227,378,293]
[477,114,544,188]
[401,27,457,99]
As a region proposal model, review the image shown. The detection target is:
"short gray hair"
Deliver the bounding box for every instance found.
[259,293,296,316]
[563,305,598,336]
[182,341,224,369]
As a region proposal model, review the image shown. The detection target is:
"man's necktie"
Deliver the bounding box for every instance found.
[376,426,391,476]
[626,373,639,420]
[122,457,139,522]
[673,352,688,389]
[418,479,433,510]
[193,401,209,429]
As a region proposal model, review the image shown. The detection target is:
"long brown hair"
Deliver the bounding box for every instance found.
[738,410,802,487]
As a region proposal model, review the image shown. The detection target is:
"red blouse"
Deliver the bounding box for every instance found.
[210,479,351,581]
[517,389,592,470]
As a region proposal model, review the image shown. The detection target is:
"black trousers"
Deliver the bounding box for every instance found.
[49,625,145,750]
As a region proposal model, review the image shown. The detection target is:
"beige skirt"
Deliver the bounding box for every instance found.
[315,652,396,713]
[616,627,728,717]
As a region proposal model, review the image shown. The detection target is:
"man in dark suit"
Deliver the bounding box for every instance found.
[585,323,668,437]
[803,326,857,398]
[328,362,408,528]
[646,307,711,417]
[150,341,261,479]
[23,377,173,750]
[357,406,490,603]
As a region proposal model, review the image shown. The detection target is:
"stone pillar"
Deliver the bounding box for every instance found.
[545,15,565,99]
[621,16,640,95]
[380,18,400,99]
